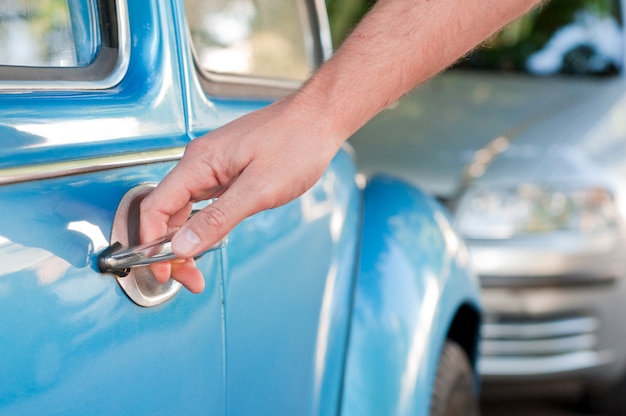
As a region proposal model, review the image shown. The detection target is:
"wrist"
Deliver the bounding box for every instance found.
[283,82,349,151]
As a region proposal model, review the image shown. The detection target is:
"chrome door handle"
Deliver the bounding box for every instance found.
[101,183,225,307]
[98,233,226,277]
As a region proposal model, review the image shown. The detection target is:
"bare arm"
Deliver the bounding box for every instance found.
[303,0,541,139]
[140,0,542,293]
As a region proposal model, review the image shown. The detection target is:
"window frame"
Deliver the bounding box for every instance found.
[187,0,332,98]
[0,0,130,91]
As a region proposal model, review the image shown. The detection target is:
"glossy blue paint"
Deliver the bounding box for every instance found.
[0,0,188,170]
[168,0,275,135]
[0,164,225,415]
[174,0,366,411]
[341,175,481,416]
[0,1,228,413]
[220,150,360,416]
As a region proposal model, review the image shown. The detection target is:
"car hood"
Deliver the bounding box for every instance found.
[348,70,624,198]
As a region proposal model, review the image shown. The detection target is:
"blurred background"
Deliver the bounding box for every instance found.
[328,0,626,414]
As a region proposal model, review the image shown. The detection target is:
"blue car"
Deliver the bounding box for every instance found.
[0,1,481,415]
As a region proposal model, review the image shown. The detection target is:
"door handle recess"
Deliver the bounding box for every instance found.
[98,183,225,307]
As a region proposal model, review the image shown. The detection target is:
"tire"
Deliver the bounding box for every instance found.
[430,340,478,416]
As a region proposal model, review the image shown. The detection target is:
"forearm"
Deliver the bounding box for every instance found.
[140,0,544,289]
[295,0,542,143]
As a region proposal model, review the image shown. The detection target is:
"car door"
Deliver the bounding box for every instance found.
[0,1,225,414]
[178,0,362,414]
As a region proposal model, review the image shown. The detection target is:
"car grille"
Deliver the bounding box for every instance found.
[479,314,613,377]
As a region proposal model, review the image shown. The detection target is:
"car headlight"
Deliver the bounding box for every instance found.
[455,184,619,239]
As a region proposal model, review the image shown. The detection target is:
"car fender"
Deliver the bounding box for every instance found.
[341,175,481,416]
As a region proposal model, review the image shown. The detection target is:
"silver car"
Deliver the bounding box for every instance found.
[350,0,626,412]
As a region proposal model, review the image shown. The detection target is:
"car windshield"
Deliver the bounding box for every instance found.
[455,0,623,76]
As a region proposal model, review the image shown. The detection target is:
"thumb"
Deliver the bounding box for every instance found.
[171,180,256,258]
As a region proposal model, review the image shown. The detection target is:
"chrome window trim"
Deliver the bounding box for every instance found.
[0,147,185,186]
[191,45,304,94]
[312,0,333,62]
[188,0,329,98]
[0,0,130,91]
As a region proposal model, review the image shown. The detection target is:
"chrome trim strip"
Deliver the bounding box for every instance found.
[197,69,304,92]
[481,333,597,356]
[0,147,185,185]
[479,350,615,377]
[313,0,334,61]
[94,0,131,89]
[482,316,599,339]
[0,0,130,91]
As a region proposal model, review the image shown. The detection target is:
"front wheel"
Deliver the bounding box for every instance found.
[430,340,478,416]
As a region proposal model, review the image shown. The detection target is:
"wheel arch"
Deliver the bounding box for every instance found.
[340,175,482,416]
[446,303,481,370]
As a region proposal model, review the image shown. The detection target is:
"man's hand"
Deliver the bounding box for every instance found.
[139,95,342,293]
[140,0,542,293]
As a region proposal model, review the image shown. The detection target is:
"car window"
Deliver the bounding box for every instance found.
[456,0,623,76]
[0,0,128,89]
[0,0,99,67]
[184,0,314,82]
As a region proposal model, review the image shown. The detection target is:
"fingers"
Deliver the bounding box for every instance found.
[171,258,205,294]
[142,160,262,292]
[141,194,191,283]
[136,101,326,292]
[140,164,201,283]
[149,261,171,285]
[171,168,265,258]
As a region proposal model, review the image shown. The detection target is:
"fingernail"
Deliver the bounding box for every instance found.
[173,228,201,257]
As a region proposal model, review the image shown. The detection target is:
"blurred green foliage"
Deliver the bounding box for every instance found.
[458,0,621,75]
[325,0,621,76]
[325,0,374,49]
